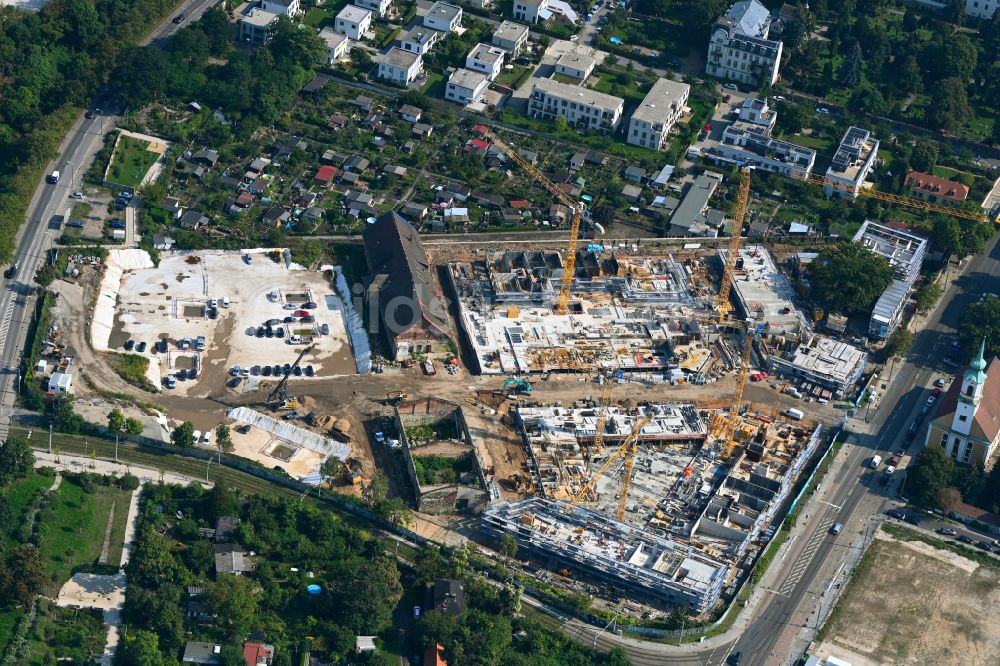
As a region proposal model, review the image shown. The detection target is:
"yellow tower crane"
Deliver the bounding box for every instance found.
[482,129,583,314]
[719,334,753,460]
[569,412,654,521]
[717,168,754,314]
[590,378,615,456]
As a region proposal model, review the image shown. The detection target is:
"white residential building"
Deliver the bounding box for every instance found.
[262,0,300,17]
[528,77,624,133]
[514,0,547,24]
[319,27,350,63]
[466,43,506,80]
[627,78,690,151]
[239,8,279,45]
[335,5,372,41]
[492,20,529,55]
[396,27,440,56]
[423,1,463,32]
[824,126,879,198]
[705,0,783,87]
[965,0,1000,19]
[705,124,817,178]
[354,0,392,17]
[446,69,491,105]
[378,48,423,85]
[554,51,596,80]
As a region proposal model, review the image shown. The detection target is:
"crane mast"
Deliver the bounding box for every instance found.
[717,168,753,314]
[569,413,654,521]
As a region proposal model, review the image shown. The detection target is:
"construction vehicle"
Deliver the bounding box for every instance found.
[569,412,654,521]
[279,397,300,410]
[385,390,409,405]
[482,129,583,314]
[268,344,315,406]
[502,378,532,395]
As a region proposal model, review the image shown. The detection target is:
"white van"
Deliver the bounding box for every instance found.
[222,296,230,308]
[784,408,804,421]
[870,455,882,469]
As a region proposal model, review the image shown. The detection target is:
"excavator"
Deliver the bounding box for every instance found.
[502,378,532,396]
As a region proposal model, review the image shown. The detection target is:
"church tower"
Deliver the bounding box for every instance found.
[952,338,988,436]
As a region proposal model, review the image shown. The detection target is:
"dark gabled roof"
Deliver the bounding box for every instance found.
[431,578,465,617]
[362,212,450,341]
[192,149,219,165]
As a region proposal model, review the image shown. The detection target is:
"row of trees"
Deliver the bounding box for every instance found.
[0,436,45,610]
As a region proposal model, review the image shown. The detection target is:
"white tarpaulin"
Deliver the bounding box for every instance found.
[91,249,155,351]
[227,407,350,460]
[331,265,371,374]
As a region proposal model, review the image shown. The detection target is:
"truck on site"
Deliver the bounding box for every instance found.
[783,408,803,421]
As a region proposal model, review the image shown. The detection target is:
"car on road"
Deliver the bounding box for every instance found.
[830,523,843,535]
[887,509,906,520]
[937,527,958,536]
[884,465,896,476]
[908,421,918,437]
[931,387,942,397]
[975,541,993,551]
[727,652,742,665]
[85,111,96,119]
[413,606,421,619]
[934,377,947,388]
[957,534,975,544]
[172,13,186,23]
[3,262,18,279]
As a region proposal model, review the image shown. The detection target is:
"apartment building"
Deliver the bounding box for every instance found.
[528,78,623,133]
[261,0,300,17]
[824,126,879,198]
[466,43,506,80]
[319,27,350,64]
[335,5,372,40]
[627,78,690,151]
[514,0,547,24]
[378,48,423,86]
[446,69,490,105]
[965,0,1000,19]
[705,0,783,87]
[492,20,529,55]
[423,1,463,32]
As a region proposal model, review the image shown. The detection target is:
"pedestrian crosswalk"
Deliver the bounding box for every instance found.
[777,515,837,596]
[0,298,15,346]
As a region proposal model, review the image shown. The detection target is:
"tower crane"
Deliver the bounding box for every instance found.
[719,334,753,460]
[717,168,754,315]
[590,377,615,456]
[482,129,583,314]
[569,412,654,521]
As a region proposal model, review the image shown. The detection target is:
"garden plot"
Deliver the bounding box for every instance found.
[99,250,354,393]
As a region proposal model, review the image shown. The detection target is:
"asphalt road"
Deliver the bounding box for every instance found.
[0,0,219,428]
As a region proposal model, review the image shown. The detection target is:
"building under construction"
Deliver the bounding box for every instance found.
[446,250,725,375]
[485,402,826,613]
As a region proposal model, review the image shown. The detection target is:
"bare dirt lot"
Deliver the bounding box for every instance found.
[814,530,1000,666]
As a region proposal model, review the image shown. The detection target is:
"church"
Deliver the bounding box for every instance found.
[926,340,1000,467]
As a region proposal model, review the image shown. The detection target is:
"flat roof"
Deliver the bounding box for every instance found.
[826,126,879,184]
[532,77,624,111]
[556,50,596,73]
[337,4,371,21]
[449,68,490,90]
[851,219,927,280]
[469,43,505,65]
[382,47,421,68]
[493,19,529,42]
[631,78,690,123]
[319,27,348,47]
[426,1,462,21]
[241,8,278,27]
[719,244,805,337]
[782,335,866,383]
[872,279,910,323]
[670,173,720,230]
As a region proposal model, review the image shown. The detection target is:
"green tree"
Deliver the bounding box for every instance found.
[171,421,195,448]
[839,42,863,87]
[927,78,973,131]
[210,574,261,639]
[415,544,449,584]
[342,557,403,634]
[124,417,144,436]
[0,494,10,537]
[959,296,1000,359]
[184,539,216,577]
[129,529,181,588]
[933,215,992,259]
[500,532,519,561]
[0,544,47,606]
[809,243,895,314]
[897,55,922,96]
[107,408,125,433]
[461,608,512,664]
[910,138,938,173]
[414,609,460,649]
[885,328,914,359]
[116,629,164,666]
[216,424,233,453]
[0,436,34,485]
[554,115,571,133]
[848,81,886,115]
[52,394,86,434]
[775,100,810,135]
[913,281,943,313]
[907,445,957,509]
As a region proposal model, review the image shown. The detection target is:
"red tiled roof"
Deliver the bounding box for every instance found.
[468,138,489,150]
[472,124,489,135]
[952,501,1000,528]
[243,642,274,666]
[932,356,1000,443]
[904,171,969,202]
[315,165,336,182]
[235,192,254,206]
[509,200,529,208]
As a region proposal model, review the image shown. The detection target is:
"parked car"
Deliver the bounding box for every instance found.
[937,527,958,537]
[304,365,314,377]
[124,339,135,350]
[262,366,272,377]
[172,12,186,23]
[301,315,315,323]
[251,365,261,376]
[886,509,906,520]
[136,341,147,353]
[957,534,975,544]
[830,523,843,535]
[164,376,177,388]
[243,254,252,264]
[283,303,298,310]
[303,301,317,309]
[975,541,993,551]
[904,514,921,526]
[934,377,947,388]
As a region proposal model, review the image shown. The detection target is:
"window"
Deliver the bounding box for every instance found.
[967,384,975,397]
[959,414,967,422]
[941,432,949,447]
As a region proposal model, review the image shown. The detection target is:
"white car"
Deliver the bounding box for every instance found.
[202,430,213,446]
[192,430,202,443]
[815,107,830,114]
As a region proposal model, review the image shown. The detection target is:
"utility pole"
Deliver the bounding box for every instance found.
[115,434,119,463]
[48,424,52,454]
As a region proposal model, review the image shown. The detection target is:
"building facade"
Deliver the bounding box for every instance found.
[904,171,970,206]
[335,5,372,40]
[927,341,1000,466]
[492,20,529,54]
[319,27,350,63]
[705,0,783,87]
[966,0,1000,19]
[466,43,506,79]
[824,126,879,198]
[261,0,300,16]
[627,78,690,151]
[527,78,623,133]
[397,27,440,55]
[424,1,463,32]
[354,0,392,17]
[554,51,595,80]
[514,0,547,23]
[239,9,279,45]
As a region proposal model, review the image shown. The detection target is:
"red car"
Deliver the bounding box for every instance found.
[931,387,942,397]
[293,310,311,318]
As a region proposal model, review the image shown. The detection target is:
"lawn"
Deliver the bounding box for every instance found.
[35,477,129,593]
[0,608,21,659]
[106,135,158,189]
[22,602,106,666]
[495,64,531,89]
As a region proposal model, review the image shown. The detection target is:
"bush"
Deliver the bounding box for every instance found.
[36,466,57,477]
[118,473,141,491]
[110,353,157,392]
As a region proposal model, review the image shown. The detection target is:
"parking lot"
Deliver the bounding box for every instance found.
[93,249,355,394]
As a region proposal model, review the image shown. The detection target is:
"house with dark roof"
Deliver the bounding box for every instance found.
[191,149,220,166]
[926,340,1000,467]
[362,212,451,360]
[215,516,239,543]
[179,210,209,230]
[183,641,222,664]
[163,197,184,220]
[215,544,253,575]
[400,202,429,221]
[399,104,423,122]
[429,579,465,617]
[344,155,370,173]
[263,206,290,226]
